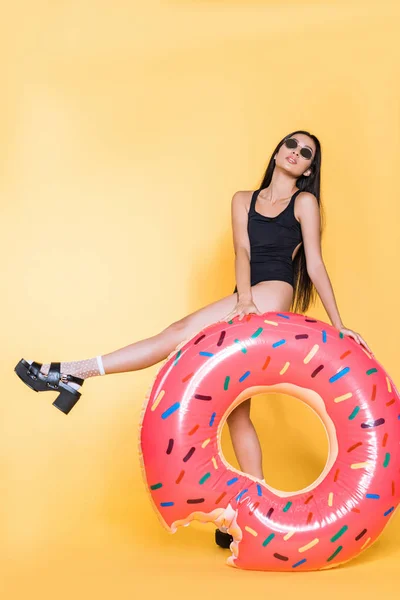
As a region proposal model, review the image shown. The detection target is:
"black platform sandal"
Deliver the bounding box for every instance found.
[14,358,84,415]
[215,528,233,548]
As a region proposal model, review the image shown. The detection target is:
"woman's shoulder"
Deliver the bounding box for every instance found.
[232,189,257,212]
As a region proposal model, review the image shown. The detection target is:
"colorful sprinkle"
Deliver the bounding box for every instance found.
[272,339,286,348]
[322,330,327,343]
[266,507,274,519]
[355,529,367,541]
[262,533,275,547]
[384,506,394,516]
[299,538,319,553]
[199,351,214,357]
[274,553,289,561]
[224,376,230,391]
[386,377,392,392]
[249,502,260,516]
[188,425,199,435]
[305,318,317,323]
[211,457,218,470]
[304,344,319,364]
[194,334,206,345]
[386,398,395,407]
[217,331,226,346]
[201,438,211,448]
[328,492,334,507]
[173,350,182,365]
[334,392,353,403]
[166,438,174,454]
[283,501,292,512]
[283,531,295,541]
[187,498,205,504]
[256,484,263,497]
[251,327,264,338]
[327,545,343,562]
[351,462,373,470]
[279,362,290,375]
[307,512,313,524]
[160,502,174,507]
[151,389,165,412]
[347,441,363,453]
[361,418,385,429]
[292,559,307,568]
[311,364,324,377]
[334,468,340,482]
[183,447,196,462]
[295,334,309,339]
[150,483,162,490]
[340,350,352,359]
[236,489,248,502]
[383,453,391,468]
[227,477,239,486]
[176,470,185,484]
[348,406,360,420]
[331,525,348,542]
[161,402,180,419]
[262,356,271,370]
[194,394,212,401]
[245,526,258,536]
[215,491,227,504]
[371,385,377,401]
[239,371,251,382]
[366,368,378,376]
[277,313,290,319]
[199,472,211,485]
[264,320,278,326]
[329,367,350,383]
[234,339,247,353]
[366,494,380,500]
[361,537,371,550]
[304,495,314,504]
[209,412,217,426]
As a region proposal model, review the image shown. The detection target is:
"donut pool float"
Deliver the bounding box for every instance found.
[138,311,400,571]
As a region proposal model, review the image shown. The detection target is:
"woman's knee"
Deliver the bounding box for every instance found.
[227,398,252,428]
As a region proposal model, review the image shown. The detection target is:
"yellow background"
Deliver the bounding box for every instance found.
[2,0,400,597]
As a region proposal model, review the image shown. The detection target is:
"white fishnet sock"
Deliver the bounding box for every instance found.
[26,356,105,390]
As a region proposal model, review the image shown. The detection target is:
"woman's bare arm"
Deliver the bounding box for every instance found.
[231,191,252,301]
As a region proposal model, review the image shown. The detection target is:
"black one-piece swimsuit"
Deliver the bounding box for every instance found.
[233,188,303,293]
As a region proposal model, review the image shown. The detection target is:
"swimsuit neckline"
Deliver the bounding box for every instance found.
[253,188,300,220]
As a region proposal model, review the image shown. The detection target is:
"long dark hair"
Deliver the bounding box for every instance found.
[258,130,324,315]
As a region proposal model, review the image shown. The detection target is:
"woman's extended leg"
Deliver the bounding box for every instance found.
[226,398,263,479]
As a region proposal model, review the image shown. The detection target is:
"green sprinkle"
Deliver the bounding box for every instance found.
[224,376,230,391]
[150,483,163,490]
[228,319,234,324]
[199,473,211,485]
[366,368,378,375]
[327,545,343,562]
[283,501,292,513]
[262,533,275,547]
[339,332,344,338]
[330,525,348,543]
[173,349,182,365]
[234,339,247,353]
[251,327,263,338]
[383,453,391,468]
[348,406,360,420]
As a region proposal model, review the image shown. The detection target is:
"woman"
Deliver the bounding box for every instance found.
[15,129,373,546]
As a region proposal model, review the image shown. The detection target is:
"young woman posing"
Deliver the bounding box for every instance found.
[15,129,373,547]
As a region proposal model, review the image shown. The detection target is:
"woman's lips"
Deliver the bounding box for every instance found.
[286,156,297,164]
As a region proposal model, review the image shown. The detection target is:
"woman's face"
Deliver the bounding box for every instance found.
[274,133,316,177]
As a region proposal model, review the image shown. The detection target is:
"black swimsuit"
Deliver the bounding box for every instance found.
[233,188,303,293]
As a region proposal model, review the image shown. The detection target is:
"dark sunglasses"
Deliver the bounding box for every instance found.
[284,138,313,160]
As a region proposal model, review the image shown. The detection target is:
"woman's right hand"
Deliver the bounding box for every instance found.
[222,297,263,322]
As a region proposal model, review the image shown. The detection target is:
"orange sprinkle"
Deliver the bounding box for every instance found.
[371,384,377,401]
[334,468,340,482]
[386,398,395,407]
[304,495,314,504]
[182,372,194,382]
[347,442,363,453]
[351,508,361,514]
[307,512,313,524]
[383,433,388,447]
[262,356,271,370]
[176,470,185,484]
[188,424,199,436]
[215,492,227,504]
[245,314,252,322]
[392,481,396,497]
[340,350,352,359]
[249,502,260,516]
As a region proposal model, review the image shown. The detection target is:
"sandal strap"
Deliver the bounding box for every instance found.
[62,373,85,386]
[47,362,61,388]
[28,361,43,377]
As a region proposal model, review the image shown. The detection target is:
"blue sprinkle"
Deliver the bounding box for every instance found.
[292,558,307,568]
[366,494,380,500]
[322,330,327,343]
[239,371,251,382]
[236,489,248,502]
[209,412,216,427]
[257,484,263,497]
[384,506,394,516]
[276,313,290,319]
[200,351,214,357]
[272,339,286,348]
[227,477,239,486]
[329,367,350,383]
[398,414,400,420]
[160,502,174,507]
[161,402,180,419]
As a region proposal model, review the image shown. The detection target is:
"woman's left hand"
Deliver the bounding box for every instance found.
[338,325,374,356]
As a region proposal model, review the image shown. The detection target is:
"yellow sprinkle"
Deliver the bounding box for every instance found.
[245,526,258,537]
[361,536,371,550]
[328,492,334,507]
[280,361,290,375]
[283,531,295,541]
[334,392,353,403]
[298,538,320,553]
[386,377,392,393]
[211,457,218,469]
[304,344,319,364]
[361,347,372,359]
[264,320,278,326]
[151,389,165,411]
[351,462,373,470]
[201,438,211,449]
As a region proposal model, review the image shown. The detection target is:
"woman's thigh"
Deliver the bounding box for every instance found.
[166,280,294,342]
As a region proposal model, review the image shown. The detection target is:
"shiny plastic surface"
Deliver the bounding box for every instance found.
[139,311,400,571]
